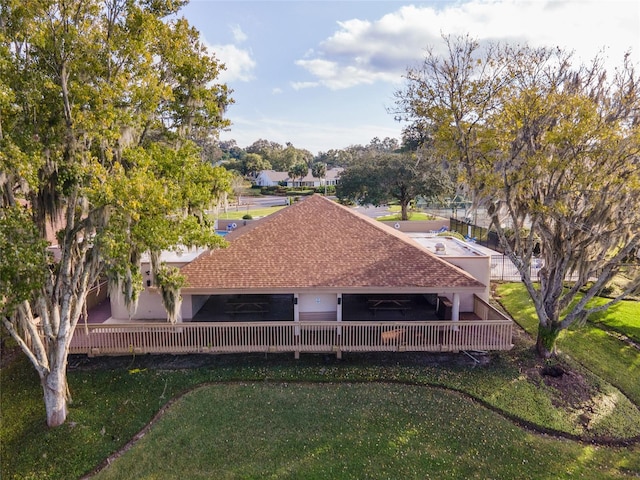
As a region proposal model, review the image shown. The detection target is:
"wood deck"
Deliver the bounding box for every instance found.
[69,320,513,358]
[68,297,512,358]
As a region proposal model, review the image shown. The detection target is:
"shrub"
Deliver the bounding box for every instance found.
[242,214,253,220]
[314,185,336,195]
[438,231,466,241]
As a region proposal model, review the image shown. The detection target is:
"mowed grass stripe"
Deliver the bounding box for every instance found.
[91,382,636,480]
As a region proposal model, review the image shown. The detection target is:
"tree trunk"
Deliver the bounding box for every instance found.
[401,202,409,221]
[535,322,561,358]
[41,365,69,427]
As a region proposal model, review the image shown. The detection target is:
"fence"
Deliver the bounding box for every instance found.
[65,295,512,358]
[450,218,503,252]
[69,319,513,358]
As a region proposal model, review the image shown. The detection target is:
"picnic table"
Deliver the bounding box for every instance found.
[367,297,411,316]
[226,298,269,316]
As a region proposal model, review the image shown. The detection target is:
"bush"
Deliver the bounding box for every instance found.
[260,186,288,196]
[242,214,253,220]
[314,185,336,195]
[438,231,466,241]
[285,189,314,196]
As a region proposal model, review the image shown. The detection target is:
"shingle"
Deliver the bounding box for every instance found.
[181,195,484,290]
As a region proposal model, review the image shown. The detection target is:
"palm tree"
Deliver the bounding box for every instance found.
[288,162,308,189]
[312,162,327,194]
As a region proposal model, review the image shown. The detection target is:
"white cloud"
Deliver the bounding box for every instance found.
[291,80,320,90]
[230,24,247,43]
[294,58,399,90]
[220,115,400,154]
[207,43,256,83]
[295,0,639,90]
[271,87,283,95]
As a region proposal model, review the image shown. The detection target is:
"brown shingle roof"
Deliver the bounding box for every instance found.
[181,195,484,292]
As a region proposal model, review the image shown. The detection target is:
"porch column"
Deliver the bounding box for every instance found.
[294,293,300,359]
[336,293,343,334]
[452,293,460,331]
[452,293,460,321]
[294,293,299,322]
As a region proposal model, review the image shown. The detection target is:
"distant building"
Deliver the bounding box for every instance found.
[254,168,344,188]
[254,170,290,187]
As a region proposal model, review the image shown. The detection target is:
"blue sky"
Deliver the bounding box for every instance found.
[181,0,640,154]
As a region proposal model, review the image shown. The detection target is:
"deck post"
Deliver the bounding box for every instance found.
[336,293,343,335]
[452,293,460,331]
[293,293,300,322]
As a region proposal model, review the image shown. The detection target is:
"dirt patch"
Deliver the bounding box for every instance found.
[525,361,606,432]
[539,364,595,409]
[66,349,491,372]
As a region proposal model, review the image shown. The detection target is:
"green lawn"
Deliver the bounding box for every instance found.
[91,383,639,480]
[374,205,436,222]
[495,283,640,407]
[3,344,640,480]
[376,212,434,221]
[587,297,640,343]
[213,205,286,220]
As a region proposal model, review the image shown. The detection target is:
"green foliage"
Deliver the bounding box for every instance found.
[242,213,253,220]
[314,185,336,195]
[0,0,233,425]
[0,206,49,315]
[155,265,185,292]
[311,161,326,180]
[337,152,452,221]
[496,282,640,406]
[287,161,308,186]
[3,352,639,480]
[396,35,640,355]
[244,139,312,172]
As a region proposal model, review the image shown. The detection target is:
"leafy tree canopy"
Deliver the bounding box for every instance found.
[0,0,233,426]
[337,152,452,220]
[395,34,640,357]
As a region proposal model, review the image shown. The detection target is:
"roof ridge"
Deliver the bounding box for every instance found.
[322,198,480,283]
[181,194,484,290]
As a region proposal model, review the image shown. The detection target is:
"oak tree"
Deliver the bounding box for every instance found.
[337,152,452,220]
[0,0,232,426]
[395,35,640,357]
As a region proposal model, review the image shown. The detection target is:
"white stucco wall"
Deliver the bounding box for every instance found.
[110,291,205,321]
[298,293,338,313]
[110,288,167,320]
[444,256,491,306]
[297,293,338,321]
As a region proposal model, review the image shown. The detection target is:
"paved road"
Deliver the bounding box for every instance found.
[229,195,394,219]
[243,195,289,208]
[351,205,393,219]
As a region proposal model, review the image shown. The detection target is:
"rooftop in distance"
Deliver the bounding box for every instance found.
[407,234,499,258]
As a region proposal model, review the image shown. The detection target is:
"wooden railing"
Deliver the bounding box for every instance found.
[472,295,511,322]
[69,319,513,357]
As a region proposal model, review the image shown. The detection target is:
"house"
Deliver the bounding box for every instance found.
[76,195,513,357]
[254,170,289,187]
[254,168,344,188]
